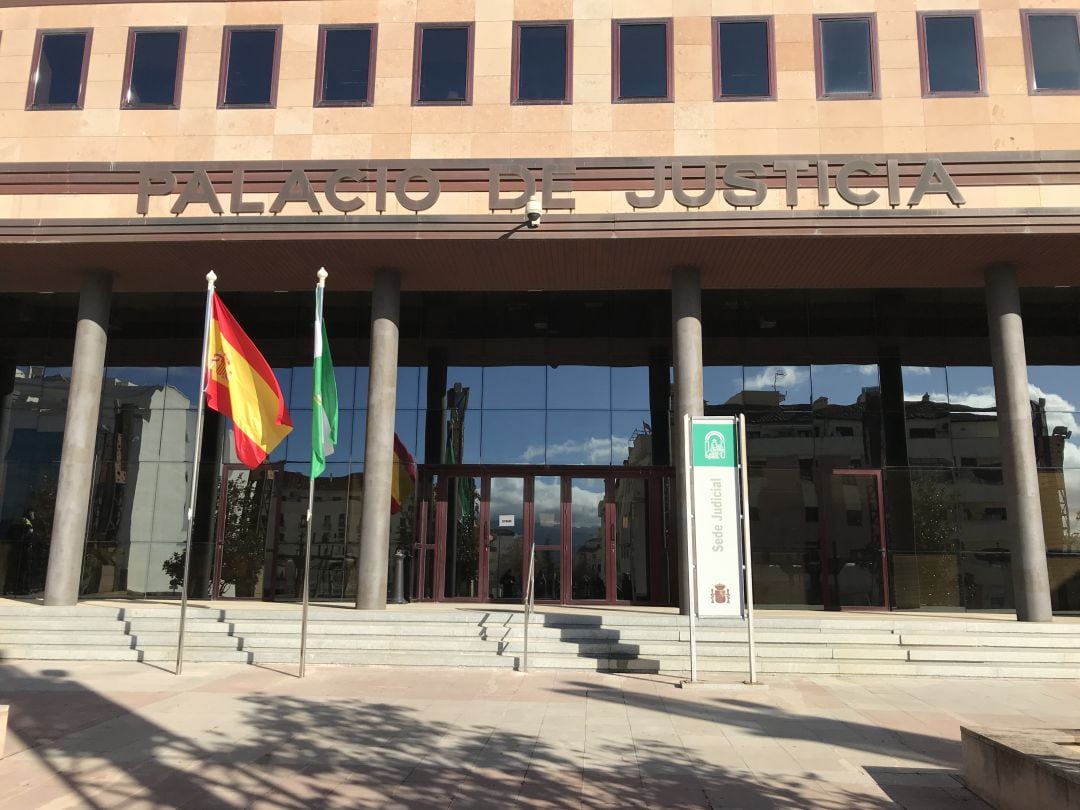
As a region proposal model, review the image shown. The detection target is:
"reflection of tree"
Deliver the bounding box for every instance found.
[911,472,961,605]
[162,474,271,598]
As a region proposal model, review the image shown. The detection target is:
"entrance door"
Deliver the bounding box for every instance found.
[822,470,889,609]
[213,464,282,599]
[421,467,675,605]
[487,476,526,600]
[569,478,609,601]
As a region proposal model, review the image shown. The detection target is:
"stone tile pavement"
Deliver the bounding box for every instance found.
[0,661,1078,808]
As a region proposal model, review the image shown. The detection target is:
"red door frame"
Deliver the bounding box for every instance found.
[820,468,890,611]
[415,465,675,606]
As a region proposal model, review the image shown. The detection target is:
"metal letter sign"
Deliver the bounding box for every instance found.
[690,417,745,618]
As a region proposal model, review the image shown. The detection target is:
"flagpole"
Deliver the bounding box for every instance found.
[299,268,327,678]
[176,270,216,676]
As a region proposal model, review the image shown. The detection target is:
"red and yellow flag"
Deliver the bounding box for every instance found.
[390,434,417,514]
[205,293,292,469]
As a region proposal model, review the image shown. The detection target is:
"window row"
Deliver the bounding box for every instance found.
[24,11,1080,110]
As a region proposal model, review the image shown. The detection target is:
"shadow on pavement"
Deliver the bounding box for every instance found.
[0,661,931,809]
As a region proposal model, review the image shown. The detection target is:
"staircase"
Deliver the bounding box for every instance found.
[1,603,1078,678]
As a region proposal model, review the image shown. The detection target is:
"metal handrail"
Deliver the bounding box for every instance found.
[522,543,535,673]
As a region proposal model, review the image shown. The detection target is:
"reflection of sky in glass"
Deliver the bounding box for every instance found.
[548,365,609,409]
[482,410,544,463]
[612,366,650,410]
[703,366,742,406]
[570,477,605,529]
[946,367,996,410]
[533,475,561,544]
[546,411,611,465]
[744,365,810,405]
[166,367,201,404]
[811,364,878,406]
[902,366,948,403]
[483,366,545,408]
[1029,367,1080,412]
[106,366,167,388]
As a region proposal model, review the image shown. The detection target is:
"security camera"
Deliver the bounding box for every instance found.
[525,195,542,228]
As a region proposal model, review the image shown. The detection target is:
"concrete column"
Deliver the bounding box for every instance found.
[672,267,704,615]
[985,263,1052,622]
[44,271,112,606]
[356,269,400,610]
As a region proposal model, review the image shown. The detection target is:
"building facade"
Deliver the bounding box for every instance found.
[0,0,1078,617]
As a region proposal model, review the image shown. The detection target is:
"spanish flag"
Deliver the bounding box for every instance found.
[205,293,292,469]
[390,434,416,515]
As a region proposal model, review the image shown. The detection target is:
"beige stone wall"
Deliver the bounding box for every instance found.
[0,0,1076,163]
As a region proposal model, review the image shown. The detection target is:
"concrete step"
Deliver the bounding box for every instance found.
[129,632,243,649]
[908,647,1080,664]
[0,645,141,661]
[686,630,902,645]
[898,633,1080,648]
[0,631,132,646]
[0,618,126,632]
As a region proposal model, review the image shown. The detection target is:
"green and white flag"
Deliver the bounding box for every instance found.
[311,274,338,478]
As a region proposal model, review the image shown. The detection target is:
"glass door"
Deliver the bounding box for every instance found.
[823,470,889,609]
[533,476,563,601]
[614,477,651,602]
[569,478,609,601]
[213,464,282,599]
[487,476,525,600]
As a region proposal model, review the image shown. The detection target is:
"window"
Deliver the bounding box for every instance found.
[413,23,473,105]
[613,19,671,102]
[316,25,376,106]
[219,26,280,108]
[122,28,185,108]
[513,22,571,103]
[714,17,774,99]
[27,30,92,110]
[814,15,878,98]
[919,13,983,96]
[1022,12,1080,93]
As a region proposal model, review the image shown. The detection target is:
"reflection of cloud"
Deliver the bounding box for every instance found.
[491,476,607,528]
[744,366,808,390]
[857,365,878,376]
[903,366,932,376]
[520,436,626,465]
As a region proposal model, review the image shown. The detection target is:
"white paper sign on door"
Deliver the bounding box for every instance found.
[499,514,515,528]
[689,417,745,618]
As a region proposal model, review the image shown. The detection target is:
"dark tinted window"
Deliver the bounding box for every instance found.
[417,26,470,103]
[924,16,980,93]
[1028,14,1080,91]
[617,23,668,99]
[717,20,770,97]
[819,18,874,95]
[126,31,182,107]
[516,25,568,102]
[32,32,88,108]
[223,28,277,106]
[320,27,373,103]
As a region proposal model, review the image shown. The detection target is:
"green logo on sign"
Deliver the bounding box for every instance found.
[693,422,736,467]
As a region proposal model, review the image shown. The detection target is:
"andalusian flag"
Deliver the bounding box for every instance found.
[311,281,338,478]
[205,293,292,469]
[391,434,416,514]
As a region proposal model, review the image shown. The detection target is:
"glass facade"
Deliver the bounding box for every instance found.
[1,287,1078,613]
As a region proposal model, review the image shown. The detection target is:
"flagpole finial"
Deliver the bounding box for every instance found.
[317,267,328,287]
[206,270,217,287]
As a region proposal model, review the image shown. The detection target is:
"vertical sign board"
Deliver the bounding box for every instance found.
[690,417,745,618]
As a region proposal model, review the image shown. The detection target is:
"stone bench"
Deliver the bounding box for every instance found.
[962,726,1080,809]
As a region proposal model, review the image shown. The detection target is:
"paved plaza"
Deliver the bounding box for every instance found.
[0,661,1077,808]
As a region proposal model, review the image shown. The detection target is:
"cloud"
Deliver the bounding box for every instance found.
[743,365,808,391]
[858,365,878,376]
[902,366,933,376]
